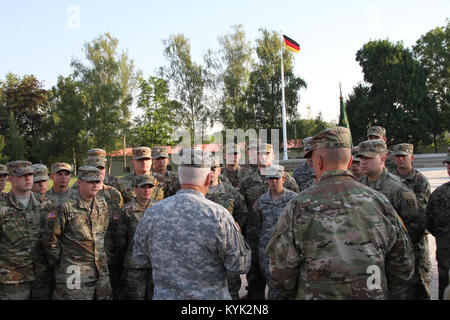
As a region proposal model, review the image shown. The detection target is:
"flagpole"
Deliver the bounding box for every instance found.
[280,34,288,160]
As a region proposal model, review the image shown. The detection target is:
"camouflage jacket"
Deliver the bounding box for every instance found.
[151,169,180,198]
[221,165,251,189]
[118,172,164,203]
[206,180,248,230]
[42,191,110,286]
[118,198,154,269]
[266,170,415,300]
[132,188,251,299]
[359,168,424,244]
[293,161,315,192]
[0,192,50,284]
[426,181,450,263]
[104,173,120,191]
[46,187,70,203]
[393,168,431,216]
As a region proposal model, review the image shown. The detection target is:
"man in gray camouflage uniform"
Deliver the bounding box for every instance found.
[293,137,315,191]
[132,148,251,299]
[357,139,427,299]
[426,147,450,299]
[266,127,415,299]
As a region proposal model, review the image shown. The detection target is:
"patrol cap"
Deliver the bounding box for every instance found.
[225,143,241,155]
[87,148,107,159]
[152,146,169,159]
[367,126,386,139]
[133,147,152,160]
[443,146,450,165]
[134,174,156,188]
[258,143,273,154]
[179,148,212,168]
[303,137,313,153]
[78,166,101,182]
[357,140,387,158]
[351,146,361,162]
[392,143,414,156]
[7,160,34,177]
[32,164,49,182]
[304,126,352,158]
[210,155,220,168]
[85,157,107,168]
[264,165,285,179]
[51,162,72,174]
[0,164,7,175]
[246,138,262,151]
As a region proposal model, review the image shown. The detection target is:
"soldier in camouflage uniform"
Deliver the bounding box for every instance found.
[0,161,52,300]
[119,174,156,300]
[221,143,251,190]
[206,156,249,300]
[151,146,180,198]
[392,143,432,299]
[118,147,164,203]
[46,163,72,202]
[367,126,396,173]
[266,127,415,299]
[357,139,426,299]
[239,143,299,300]
[31,164,54,224]
[43,166,112,300]
[87,148,120,191]
[0,164,7,199]
[132,148,251,299]
[426,147,450,299]
[253,165,297,300]
[293,137,316,191]
[350,146,363,180]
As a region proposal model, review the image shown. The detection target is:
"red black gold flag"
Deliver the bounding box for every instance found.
[283,35,300,53]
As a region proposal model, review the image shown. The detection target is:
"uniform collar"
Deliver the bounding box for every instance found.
[7,191,39,210]
[319,170,354,182]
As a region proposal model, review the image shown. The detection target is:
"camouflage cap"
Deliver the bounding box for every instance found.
[303,137,313,153]
[87,148,107,159]
[152,146,169,159]
[351,146,361,162]
[32,164,49,182]
[392,143,414,156]
[225,143,241,155]
[210,155,220,168]
[179,148,212,168]
[264,165,285,179]
[134,174,156,188]
[133,147,152,160]
[357,140,387,158]
[443,146,450,165]
[51,162,72,174]
[0,164,7,175]
[246,138,262,151]
[78,166,101,182]
[304,126,352,158]
[367,126,386,139]
[258,143,273,154]
[85,157,107,168]
[6,160,34,177]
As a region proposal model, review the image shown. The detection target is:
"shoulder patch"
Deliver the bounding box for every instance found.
[47,212,56,219]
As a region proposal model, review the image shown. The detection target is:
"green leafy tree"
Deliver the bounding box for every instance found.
[0,135,9,163]
[287,112,330,140]
[5,112,26,160]
[131,77,180,147]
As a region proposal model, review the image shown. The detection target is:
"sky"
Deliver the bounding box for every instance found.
[1,0,448,129]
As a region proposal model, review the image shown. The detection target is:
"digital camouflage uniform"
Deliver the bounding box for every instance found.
[239,143,299,300]
[132,149,251,299]
[118,174,156,300]
[46,187,70,203]
[255,172,297,300]
[358,140,426,299]
[0,161,52,300]
[119,172,164,203]
[292,161,315,191]
[206,176,249,300]
[266,127,415,300]
[392,143,432,299]
[222,166,251,190]
[42,166,112,300]
[151,170,180,199]
[426,148,450,300]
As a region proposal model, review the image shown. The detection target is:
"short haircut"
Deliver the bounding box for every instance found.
[178,166,210,186]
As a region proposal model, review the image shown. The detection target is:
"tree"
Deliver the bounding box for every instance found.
[71,32,142,153]
[287,112,330,141]
[0,134,8,163]
[5,112,26,160]
[160,34,209,140]
[348,39,436,146]
[413,20,450,150]
[131,77,180,147]
[205,24,253,129]
[246,29,306,131]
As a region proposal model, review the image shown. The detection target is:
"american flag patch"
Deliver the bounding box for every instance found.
[113,214,119,221]
[47,212,56,219]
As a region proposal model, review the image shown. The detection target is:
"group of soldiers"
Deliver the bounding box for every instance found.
[0,124,449,300]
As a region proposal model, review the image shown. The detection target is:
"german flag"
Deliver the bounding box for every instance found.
[283,35,300,53]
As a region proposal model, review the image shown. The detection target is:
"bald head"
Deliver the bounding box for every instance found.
[311,148,352,180]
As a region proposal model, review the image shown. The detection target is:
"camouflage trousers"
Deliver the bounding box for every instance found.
[53,277,113,300]
[412,235,432,300]
[245,237,266,300]
[259,239,283,300]
[120,268,153,300]
[227,272,241,300]
[0,275,52,300]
